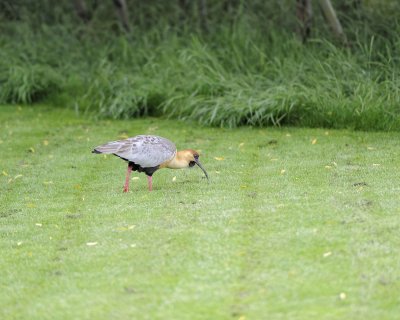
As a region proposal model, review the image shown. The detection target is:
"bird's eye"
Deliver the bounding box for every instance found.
[194,155,199,160]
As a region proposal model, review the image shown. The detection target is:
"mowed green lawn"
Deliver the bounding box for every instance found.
[1,105,400,319]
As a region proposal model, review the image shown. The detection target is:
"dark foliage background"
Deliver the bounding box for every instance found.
[1,0,399,130]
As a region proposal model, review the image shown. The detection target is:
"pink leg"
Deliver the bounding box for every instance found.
[123,165,132,193]
[147,175,153,192]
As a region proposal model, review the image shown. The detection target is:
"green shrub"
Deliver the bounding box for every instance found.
[0,64,63,104]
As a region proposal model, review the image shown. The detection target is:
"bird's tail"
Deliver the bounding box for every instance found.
[92,140,125,154]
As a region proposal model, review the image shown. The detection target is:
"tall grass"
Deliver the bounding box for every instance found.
[0,7,400,131]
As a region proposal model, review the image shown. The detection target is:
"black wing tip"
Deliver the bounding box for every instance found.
[92,149,102,154]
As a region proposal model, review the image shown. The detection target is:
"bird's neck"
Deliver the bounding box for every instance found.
[163,151,188,169]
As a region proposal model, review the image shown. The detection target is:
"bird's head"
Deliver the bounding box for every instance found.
[178,149,209,181]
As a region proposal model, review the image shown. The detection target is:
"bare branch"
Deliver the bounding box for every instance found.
[296,0,313,42]
[318,0,347,45]
[113,0,131,32]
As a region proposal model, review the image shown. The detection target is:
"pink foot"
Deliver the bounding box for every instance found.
[147,176,153,192]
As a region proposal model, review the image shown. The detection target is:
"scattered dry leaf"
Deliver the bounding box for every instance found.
[325,131,329,135]
[43,140,49,146]
[367,146,375,150]
[372,163,381,166]
[86,242,98,246]
[128,225,135,230]
[280,169,286,175]
[325,166,332,169]
[14,174,23,180]
[270,158,278,161]
[339,292,346,300]
[43,181,53,185]
[240,185,248,189]
[311,138,317,145]
[26,203,35,208]
[103,154,108,159]
[323,251,332,257]
[118,133,129,139]
[17,241,23,246]
[2,171,8,176]
[172,176,177,182]
[74,184,81,190]
[28,147,35,153]
[215,171,220,174]
[147,126,158,132]
[35,223,42,227]
[130,244,137,248]
[214,157,225,161]
[238,142,245,148]
[286,133,291,137]
[132,177,139,180]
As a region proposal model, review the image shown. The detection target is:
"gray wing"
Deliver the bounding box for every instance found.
[93,135,176,168]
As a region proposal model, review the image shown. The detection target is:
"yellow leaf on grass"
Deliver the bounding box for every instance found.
[14,174,23,180]
[43,181,53,185]
[323,251,332,257]
[238,142,245,148]
[128,225,136,230]
[43,140,49,146]
[280,169,286,175]
[118,133,129,139]
[172,176,177,182]
[339,292,346,300]
[17,241,23,246]
[35,223,42,227]
[26,203,35,208]
[86,242,98,246]
[28,147,35,153]
[132,177,139,180]
[367,146,375,150]
[2,171,8,176]
[214,157,225,161]
[311,139,317,145]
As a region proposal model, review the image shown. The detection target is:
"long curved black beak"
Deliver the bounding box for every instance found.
[195,159,209,181]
